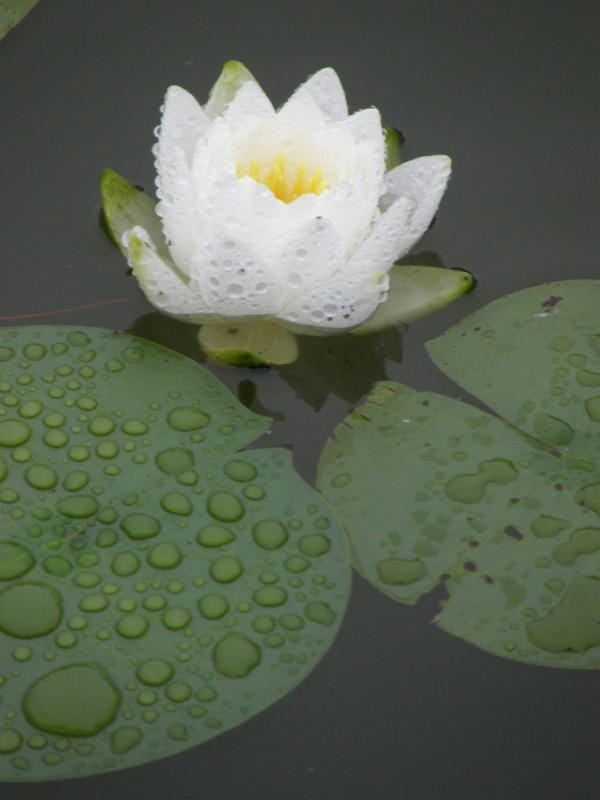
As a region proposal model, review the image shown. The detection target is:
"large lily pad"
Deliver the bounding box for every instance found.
[317,280,600,669]
[0,326,350,780]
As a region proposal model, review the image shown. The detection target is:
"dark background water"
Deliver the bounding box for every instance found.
[1,0,598,797]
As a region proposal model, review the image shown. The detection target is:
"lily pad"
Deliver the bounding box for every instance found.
[0,326,350,780]
[0,0,38,41]
[317,280,600,669]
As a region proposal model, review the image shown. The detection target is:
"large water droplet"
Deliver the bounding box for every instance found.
[110,726,143,755]
[167,406,210,431]
[533,413,575,446]
[161,607,191,630]
[67,331,91,347]
[0,729,22,754]
[197,594,229,619]
[167,723,188,741]
[445,459,518,503]
[116,614,149,639]
[253,586,287,607]
[527,577,600,652]
[18,400,43,419]
[584,395,600,422]
[298,534,330,557]
[42,555,73,577]
[23,342,47,361]
[111,551,141,577]
[62,470,89,492]
[206,491,244,522]
[155,447,194,475]
[165,682,191,702]
[0,420,31,447]
[196,524,235,548]
[25,465,58,491]
[576,369,600,387]
[0,541,35,580]
[530,515,570,539]
[376,558,426,585]
[279,613,305,631]
[252,519,288,550]
[575,483,600,516]
[304,601,336,625]
[0,582,62,637]
[552,528,600,566]
[22,664,121,735]
[136,659,174,686]
[209,556,243,583]
[121,419,148,435]
[121,513,161,540]
[147,542,181,569]
[79,593,109,613]
[212,632,261,678]
[88,416,116,436]
[56,495,99,519]
[224,460,257,482]
[283,555,310,573]
[160,492,192,515]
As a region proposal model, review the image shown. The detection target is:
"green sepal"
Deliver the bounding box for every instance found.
[351,265,474,335]
[198,321,299,366]
[99,168,168,260]
[384,127,404,171]
[204,60,258,119]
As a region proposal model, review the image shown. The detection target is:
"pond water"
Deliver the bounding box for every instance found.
[1,1,598,798]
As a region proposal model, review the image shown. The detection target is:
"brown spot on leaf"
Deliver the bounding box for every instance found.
[542,295,562,308]
[504,525,523,541]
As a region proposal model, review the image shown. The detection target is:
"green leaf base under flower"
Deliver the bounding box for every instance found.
[198,321,299,366]
[351,264,473,334]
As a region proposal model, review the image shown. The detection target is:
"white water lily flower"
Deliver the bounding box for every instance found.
[119,62,452,332]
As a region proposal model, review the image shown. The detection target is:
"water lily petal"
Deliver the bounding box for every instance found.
[277,87,327,131]
[312,180,375,258]
[154,138,200,276]
[278,268,388,330]
[345,106,384,148]
[309,123,356,182]
[125,227,215,322]
[288,67,348,122]
[263,217,345,302]
[189,234,282,318]
[381,155,452,230]
[196,159,323,256]
[158,85,210,167]
[346,195,414,272]
[220,80,275,132]
[344,109,386,197]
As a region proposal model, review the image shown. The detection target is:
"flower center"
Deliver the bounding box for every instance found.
[236,153,329,203]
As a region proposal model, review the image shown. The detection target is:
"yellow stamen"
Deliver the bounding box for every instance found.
[292,162,306,197]
[235,152,329,203]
